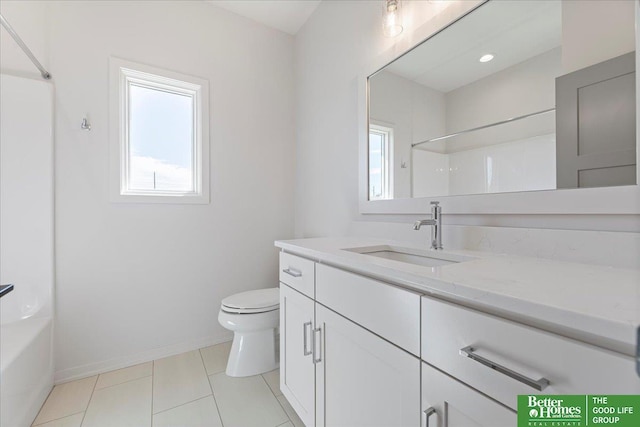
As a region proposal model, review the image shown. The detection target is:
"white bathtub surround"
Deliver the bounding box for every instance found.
[31,342,299,427]
[275,237,640,356]
[0,73,54,427]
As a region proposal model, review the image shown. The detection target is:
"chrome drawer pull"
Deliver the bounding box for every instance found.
[424,407,436,427]
[313,327,322,364]
[459,346,550,391]
[303,321,312,356]
[282,268,302,278]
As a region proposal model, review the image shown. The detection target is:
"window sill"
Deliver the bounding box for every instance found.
[110,192,210,205]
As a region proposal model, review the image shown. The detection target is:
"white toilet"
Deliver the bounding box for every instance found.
[218,288,280,377]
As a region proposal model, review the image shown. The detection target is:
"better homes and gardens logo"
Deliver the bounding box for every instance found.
[522,395,583,425]
[518,395,640,427]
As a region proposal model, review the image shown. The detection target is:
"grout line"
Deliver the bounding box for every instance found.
[94,372,153,392]
[259,373,280,400]
[32,411,85,426]
[151,393,213,416]
[30,385,56,426]
[199,342,232,376]
[199,348,225,427]
[79,375,99,426]
[261,375,293,425]
[262,370,282,398]
[150,360,154,426]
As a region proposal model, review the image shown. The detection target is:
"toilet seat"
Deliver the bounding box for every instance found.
[221,288,279,314]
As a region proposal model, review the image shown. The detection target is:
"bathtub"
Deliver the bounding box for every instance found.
[0,314,53,427]
[0,74,55,427]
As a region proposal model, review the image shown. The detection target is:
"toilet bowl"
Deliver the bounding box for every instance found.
[218,288,279,377]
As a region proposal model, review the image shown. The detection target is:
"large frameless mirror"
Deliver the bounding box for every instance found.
[367,0,636,201]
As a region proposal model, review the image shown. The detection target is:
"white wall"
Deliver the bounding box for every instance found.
[562,0,635,73]
[2,0,295,381]
[445,48,560,135]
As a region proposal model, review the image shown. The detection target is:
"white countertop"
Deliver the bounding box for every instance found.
[275,237,640,355]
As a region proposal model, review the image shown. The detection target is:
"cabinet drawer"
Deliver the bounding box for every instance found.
[279,252,315,298]
[317,264,420,356]
[421,296,639,410]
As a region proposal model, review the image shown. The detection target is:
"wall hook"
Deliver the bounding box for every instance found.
[81,117,91,131]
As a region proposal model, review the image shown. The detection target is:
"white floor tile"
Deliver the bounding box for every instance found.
[95,362,152,390]
[277,395,305,427]
[33,376,97,425]
[32,412,84,427]
[153,350,211,413]
[152,396,223,427]
[199,341,232,375]
[262,369,282,397]
[82,376,152,427]
[209,373,288,427]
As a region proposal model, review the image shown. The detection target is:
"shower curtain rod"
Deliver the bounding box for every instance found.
[0,14,51,80]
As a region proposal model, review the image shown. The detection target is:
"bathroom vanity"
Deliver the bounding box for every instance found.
[276,237,639,427]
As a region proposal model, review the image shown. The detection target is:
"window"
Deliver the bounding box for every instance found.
[369,124,393,200]
[109,58,209,203]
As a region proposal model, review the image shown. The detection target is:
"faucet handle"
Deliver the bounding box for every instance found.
[430,201,440,206]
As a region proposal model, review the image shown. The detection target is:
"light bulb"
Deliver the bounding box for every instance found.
[479,54,495,63]
[383,0,403,37]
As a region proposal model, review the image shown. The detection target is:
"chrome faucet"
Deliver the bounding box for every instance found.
[413,201,443,250]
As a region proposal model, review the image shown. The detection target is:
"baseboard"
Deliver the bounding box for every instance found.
[54,333,233,384]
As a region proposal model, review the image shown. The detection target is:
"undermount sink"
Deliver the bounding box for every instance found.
[343,245,475,268]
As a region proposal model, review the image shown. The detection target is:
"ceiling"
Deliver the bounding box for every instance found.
[208,1,321,35]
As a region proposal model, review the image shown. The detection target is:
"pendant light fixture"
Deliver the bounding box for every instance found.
[383,0,403,37]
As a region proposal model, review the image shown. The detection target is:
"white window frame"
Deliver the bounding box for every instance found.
[109,57,210,203]
[369,123,394,200]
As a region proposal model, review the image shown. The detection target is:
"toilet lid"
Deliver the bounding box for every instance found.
[221,288,279,313]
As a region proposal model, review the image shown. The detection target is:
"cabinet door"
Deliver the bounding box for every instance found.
[280,284,315,427]
[422,362,515,427]
[315,304,420,427]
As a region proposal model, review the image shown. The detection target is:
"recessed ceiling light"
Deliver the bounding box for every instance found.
[479,54,494,63]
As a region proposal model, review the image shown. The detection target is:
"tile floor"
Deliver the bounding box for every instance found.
[32,341,302,427]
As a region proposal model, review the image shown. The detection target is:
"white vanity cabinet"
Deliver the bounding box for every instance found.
[279,253,422,427]
[278,245,639,427]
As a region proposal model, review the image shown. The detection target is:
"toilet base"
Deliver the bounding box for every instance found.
[226,328,279,377]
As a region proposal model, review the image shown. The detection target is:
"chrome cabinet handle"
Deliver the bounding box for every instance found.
[303,321,312,356]
[0,284,14,299]
[459,346,550,391]
[424,407,436,427]
[312,327,322,364]
[282,268,302,278]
